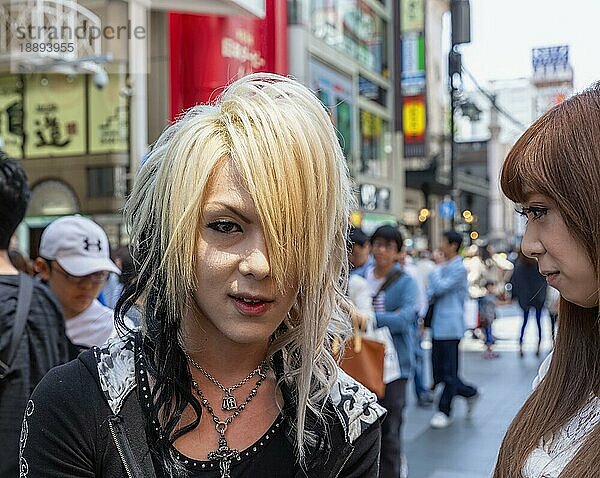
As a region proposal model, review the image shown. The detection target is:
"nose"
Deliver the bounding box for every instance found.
[239,237,271,281]
[521,224,545,259]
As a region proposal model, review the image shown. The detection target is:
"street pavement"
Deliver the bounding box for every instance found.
[403,303,555,478]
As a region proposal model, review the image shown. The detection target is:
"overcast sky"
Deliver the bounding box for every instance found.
[459,0,600,92]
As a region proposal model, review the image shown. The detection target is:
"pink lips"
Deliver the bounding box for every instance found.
[230,295,274,317]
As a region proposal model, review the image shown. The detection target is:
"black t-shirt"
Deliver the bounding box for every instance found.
[0,274,70,478]
[136,347,300,477]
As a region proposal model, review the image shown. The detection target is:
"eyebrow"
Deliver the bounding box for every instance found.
[204,201,253,224]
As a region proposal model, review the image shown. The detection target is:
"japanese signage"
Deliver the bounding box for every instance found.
[24,74,85,158]
[401,32,426,95]
[88,74,129,153]
[169,0,287,117]
[399,0,427,158]
[401,0,424,32]
[531,45,573,88]
[402,95,426,139]
[0,76,23,158]
[310,1,387,75]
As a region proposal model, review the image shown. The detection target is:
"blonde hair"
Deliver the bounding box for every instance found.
[124,73,352,469]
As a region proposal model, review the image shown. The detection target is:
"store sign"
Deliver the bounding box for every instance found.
[401,33,426,95]
[401,0,425,33]
[24,74,85,158]
[169,0,287,117]
[0,76,23,158]
[88,74,129,153]
[399,0,426,160]
[311,1,386,74]
[531,45,573,87]
[403,95,425,140]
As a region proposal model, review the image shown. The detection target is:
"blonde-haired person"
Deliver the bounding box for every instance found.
[19,74,385,477]
[493,84,600,477]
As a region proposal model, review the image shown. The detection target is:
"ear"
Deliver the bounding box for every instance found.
[34,258,50,281]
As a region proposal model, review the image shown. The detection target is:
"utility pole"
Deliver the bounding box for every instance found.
[449,0,471,229]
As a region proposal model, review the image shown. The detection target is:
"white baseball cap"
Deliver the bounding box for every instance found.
[39,215,120,276]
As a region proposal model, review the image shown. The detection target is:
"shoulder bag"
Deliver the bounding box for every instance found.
[0,273,33,379]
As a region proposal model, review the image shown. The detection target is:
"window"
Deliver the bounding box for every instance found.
[359,109,390,177]
[87,167,114,198]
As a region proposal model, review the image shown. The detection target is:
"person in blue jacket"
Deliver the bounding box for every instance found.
[363,225,418,478]
[427,230,479,429]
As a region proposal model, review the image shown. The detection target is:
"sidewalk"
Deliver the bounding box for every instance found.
[403,304,554,478]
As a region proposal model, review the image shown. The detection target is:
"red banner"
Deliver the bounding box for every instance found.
[169,0,287,118]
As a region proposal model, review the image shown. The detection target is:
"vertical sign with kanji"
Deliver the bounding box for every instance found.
[24,74,85,158]
[400,0,427,159]
[0,76,23,158]
[88,73,129,154]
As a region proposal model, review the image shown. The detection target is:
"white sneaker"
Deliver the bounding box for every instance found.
[466,392,481,417]
[430,411,452,429]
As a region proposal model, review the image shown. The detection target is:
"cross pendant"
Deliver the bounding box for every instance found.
[222,393,237,411]
[208,438,240,478]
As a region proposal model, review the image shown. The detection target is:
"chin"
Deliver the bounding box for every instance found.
[220,326,275,346]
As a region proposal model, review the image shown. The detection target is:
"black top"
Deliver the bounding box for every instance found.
[0,274,70,478]
[136,352,299,477]
[20,333,384,477]
[171,416,297,477]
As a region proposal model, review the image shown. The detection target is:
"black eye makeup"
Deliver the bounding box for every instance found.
[207,220,243,234]
[515,206,549,222]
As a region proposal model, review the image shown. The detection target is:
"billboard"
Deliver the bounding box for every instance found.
[398,0,426,158]
[169,0,287,118]
[531,45,573,87]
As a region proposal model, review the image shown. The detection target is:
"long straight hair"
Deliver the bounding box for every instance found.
[116,73,352,476]
[494,84,600,476]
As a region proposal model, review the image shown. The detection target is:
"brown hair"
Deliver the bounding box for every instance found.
[494,84,600,476]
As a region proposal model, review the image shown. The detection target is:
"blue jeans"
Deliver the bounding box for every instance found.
[519,306,543,344]
[483,323,494,346]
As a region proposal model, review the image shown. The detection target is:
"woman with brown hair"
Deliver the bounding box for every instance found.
[493,84,600,477]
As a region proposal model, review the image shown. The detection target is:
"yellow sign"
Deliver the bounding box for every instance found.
[24,74,85,158]
[0,76,23,158]
[403,99,426,137]
[401,0,425,33]
[89,74,129,153]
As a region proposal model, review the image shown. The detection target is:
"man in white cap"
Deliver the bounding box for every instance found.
[34,215,122,348]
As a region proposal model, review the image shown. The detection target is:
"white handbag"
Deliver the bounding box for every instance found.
[367,326,401,384]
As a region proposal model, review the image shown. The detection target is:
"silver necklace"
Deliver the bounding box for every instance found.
[185,352,267,411]
[190,365,268,478]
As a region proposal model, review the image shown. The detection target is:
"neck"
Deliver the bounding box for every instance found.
[181,319,269,385]
[0,251,18,275]
[446,252,458,261]
[374,263,394,278]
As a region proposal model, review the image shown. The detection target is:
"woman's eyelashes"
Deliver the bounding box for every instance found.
[207,220,243,234]
[515,206,549,222]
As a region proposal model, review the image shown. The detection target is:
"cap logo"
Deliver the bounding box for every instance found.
[83,237,102,252]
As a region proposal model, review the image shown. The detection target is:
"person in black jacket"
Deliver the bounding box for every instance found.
[510,251,547,357]
[0,156,69,478]
[20,74,385,478]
